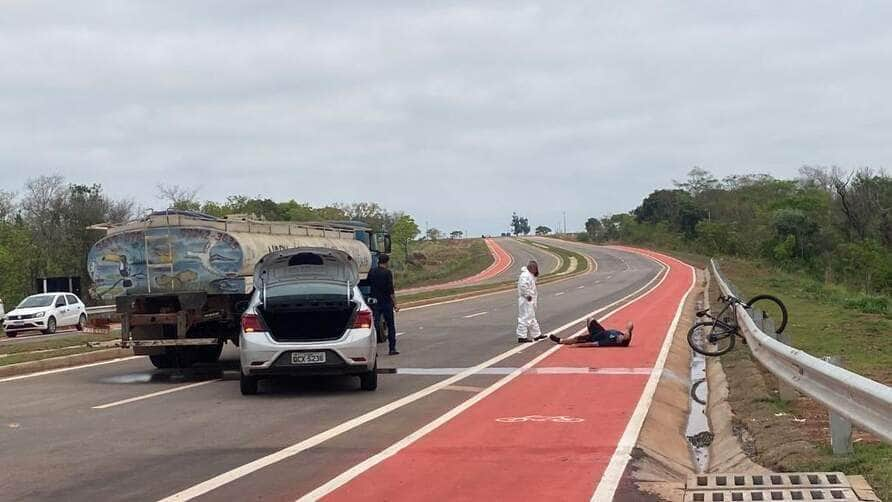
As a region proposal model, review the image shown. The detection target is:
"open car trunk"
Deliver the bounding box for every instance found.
[259,296,357,342]
[253,247,362,342]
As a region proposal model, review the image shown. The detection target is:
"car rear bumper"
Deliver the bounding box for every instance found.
[240,328,376,377]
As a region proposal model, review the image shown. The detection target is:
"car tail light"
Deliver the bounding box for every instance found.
[353,309,373,329]
[241,313,267,333]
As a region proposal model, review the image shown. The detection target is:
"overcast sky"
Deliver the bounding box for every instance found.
[2,1,891,235]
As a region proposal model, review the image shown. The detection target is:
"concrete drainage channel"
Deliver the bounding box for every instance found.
[686,296,713,473]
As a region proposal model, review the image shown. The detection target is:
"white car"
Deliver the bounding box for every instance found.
[238,247,378,395]
[2,293,87,337]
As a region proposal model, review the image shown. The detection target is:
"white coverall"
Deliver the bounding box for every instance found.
[516,266,541,339]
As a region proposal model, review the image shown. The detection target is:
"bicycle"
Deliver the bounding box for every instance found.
[687,293,788,356]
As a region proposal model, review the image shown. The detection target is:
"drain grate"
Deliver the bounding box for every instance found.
[684,472,859,502]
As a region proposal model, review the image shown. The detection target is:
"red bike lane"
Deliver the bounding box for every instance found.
[322,248,695,502]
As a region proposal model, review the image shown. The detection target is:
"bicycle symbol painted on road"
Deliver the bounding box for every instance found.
[495,415,585,423]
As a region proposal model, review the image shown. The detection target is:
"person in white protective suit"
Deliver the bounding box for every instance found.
[516,260,546,343]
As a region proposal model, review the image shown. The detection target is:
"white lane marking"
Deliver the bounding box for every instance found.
[296,258,670,501]
[462,311,488,319]
[577,285,585,289]
[394,332,406,338]
[92,379,221,409]
[591,253,696,502]
[554,292,565,297]
[444,385,485,393]
[160,257,666,502]
[0,356,141,383]
[298,344,562,501]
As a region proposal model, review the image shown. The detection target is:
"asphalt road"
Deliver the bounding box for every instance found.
[485,237,560,283]
[0,240,663,502]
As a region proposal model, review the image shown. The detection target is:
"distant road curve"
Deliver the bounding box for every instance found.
[397,238,514,295]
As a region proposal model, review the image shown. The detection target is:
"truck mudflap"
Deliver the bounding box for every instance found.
[122,338,219,348]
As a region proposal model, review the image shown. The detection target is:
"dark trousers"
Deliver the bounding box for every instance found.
[374,304,397,352]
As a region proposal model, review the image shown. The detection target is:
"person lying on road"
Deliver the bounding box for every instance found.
[549,318,633,346]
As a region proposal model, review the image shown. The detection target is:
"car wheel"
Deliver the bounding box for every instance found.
[76,314,87,331]
[43,317,57,335]
[359,363,378,391]
[240,372,259,395]
[5,332,17,338]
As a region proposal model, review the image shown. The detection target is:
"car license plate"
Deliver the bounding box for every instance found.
[291,352,326,365]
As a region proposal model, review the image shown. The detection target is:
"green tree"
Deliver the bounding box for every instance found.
[585,217,604,241]
[674,167,719,195]
[390,215,420,245]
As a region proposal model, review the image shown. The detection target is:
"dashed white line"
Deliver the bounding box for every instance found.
[577,285,586,289]
[462,311,488,319]
[554,292,565,297]
[92,379,220,409]
[394,332,406,338]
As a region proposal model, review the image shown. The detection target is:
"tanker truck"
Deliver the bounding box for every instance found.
[87,210,390,368]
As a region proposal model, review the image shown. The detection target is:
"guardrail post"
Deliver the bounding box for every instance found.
[823,355,854,455]
[756,312,799,402]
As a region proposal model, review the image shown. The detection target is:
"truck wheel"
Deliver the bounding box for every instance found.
[149,354,175,369]
[43,317,57,335]
[359,363,378,391]
[240,373,259,395]
[76,314,87,331]
[6,332,17,338]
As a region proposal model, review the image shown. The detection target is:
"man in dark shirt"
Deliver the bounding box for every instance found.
[367,253,400,355]
[549,318,634,346]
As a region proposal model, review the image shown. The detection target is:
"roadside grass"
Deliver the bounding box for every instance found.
[0,330,120,367]
[798,444,892,502]
[0,331,119,355]
[715,258,892,381]
[0,346,108,366]
[392,239,493,290]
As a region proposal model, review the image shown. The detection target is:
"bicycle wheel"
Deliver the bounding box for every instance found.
[687,321,737,356]
[746,294,788,334]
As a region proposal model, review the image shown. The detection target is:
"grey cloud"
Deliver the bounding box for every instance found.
[2,1,891,234]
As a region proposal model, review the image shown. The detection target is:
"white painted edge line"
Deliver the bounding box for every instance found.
[159,251,667,502]
[0,356,141,383]
[462,311,488,319]
[297,344,563,501]
[294,257,670,501]
[92,379,221,410]
[590,252,697,502]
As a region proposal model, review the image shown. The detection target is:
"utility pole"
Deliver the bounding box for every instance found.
[562,211,567,234]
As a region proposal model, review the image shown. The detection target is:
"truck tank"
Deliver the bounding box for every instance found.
[87,211,373,302]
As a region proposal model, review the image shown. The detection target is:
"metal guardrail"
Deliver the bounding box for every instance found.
[85,305,117,316]
[709,259,892,444]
